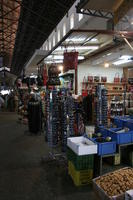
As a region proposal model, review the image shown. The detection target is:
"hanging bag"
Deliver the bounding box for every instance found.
[63,41,78,72]
[101,76,107,83]
[94,75,100,82]
[82,76,88,96]
[88,74,93,83]
[121,74,127,83]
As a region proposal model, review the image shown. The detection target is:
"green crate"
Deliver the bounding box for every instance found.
[67,147,94,170]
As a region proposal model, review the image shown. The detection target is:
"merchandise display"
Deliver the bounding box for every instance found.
[95,85,108,127]
[45,88,85,151]
[60,89,68,152]
[93,168,133,198]
[2,0,133,199]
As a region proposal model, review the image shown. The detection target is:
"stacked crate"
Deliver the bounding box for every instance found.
[67,148,94,186]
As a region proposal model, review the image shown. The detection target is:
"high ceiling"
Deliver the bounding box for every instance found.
[0,0,21,67]
[10,0,76,76]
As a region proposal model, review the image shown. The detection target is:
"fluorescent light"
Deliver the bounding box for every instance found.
[47,55,52,59]
[56,46,98,51]
[120,55,132,60]
[78,56,84,60]
[113,55,133,66]
[45,55,84,60]
[66,37,86,42]
[87,38,98,42]
[45,60,63,64]
[113,60,131,65]
[107,53,112,56]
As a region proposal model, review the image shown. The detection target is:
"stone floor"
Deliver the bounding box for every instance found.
[0,112,99,200]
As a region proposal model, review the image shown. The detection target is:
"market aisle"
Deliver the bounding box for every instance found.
[0,112,98,200]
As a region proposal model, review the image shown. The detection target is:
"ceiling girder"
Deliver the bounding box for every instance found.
[10,0,76,75]
[0,4,20,18]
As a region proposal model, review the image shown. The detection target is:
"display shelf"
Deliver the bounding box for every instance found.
[107,93,123,96]
[82,82,127,85]
[108,90,124,93]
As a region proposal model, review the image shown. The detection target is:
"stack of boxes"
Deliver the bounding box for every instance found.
[67,148,94,186]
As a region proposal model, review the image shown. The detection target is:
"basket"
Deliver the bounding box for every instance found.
[67,148,94,170]
[68,161,93,186]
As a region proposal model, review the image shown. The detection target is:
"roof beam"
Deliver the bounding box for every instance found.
[1,0,4,52]
[53,0,69,9]
[0,4,20,18]
[2,17,19,22]
[17,0,55,26]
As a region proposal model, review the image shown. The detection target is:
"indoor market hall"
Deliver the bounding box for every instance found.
[0,0,133,200]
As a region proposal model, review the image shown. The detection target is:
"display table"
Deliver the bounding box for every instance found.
[94,142,133,176]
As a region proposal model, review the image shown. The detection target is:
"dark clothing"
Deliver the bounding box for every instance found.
[82,94,94,124]
[28,98,42,133]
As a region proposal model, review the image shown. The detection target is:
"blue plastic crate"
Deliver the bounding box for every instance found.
[113,117,125,127]
[98,126,108,136]
[113,116,133,128]
[131,132,133,142]
[109,129,132,144]
[123,120,133,130]
[92,137,116,156]
[98,127,121,138]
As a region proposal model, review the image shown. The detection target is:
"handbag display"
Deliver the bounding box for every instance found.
[47,64,60,86]
[94,76,100,82]
[82,76,88,96]
[101,76,107,83]
[63,50,78,72]
[88,75,93,83]
[121,75,127,83]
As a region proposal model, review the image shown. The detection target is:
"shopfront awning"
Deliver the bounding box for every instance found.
[25,49,48,75]
[25,49,48,69]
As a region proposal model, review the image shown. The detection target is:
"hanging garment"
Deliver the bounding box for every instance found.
[82,94,93,124]
[28,98,42,133]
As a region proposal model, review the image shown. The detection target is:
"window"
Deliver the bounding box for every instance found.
[63,23,66,36]
[78,13,83,21]
[58,29,60,42]
[49,41,51,50]
[53,35,55,46]
[70,13,74,29]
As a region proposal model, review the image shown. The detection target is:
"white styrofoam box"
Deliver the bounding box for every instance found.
[67,136,97,155]
[125,190,133,200]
